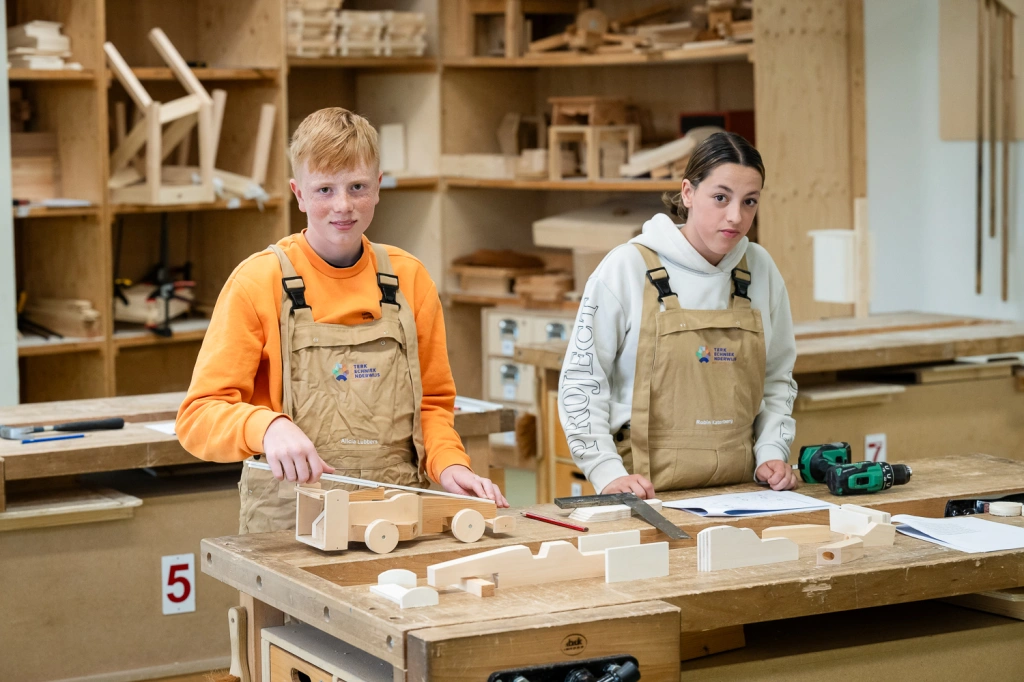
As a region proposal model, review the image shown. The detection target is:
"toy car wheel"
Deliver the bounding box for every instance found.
[451,508,485,543]
[364,519,399,554]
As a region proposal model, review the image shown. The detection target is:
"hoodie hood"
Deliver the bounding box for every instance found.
[629,212,748,275]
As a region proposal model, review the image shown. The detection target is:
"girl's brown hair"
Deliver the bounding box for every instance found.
[662,132,765,221]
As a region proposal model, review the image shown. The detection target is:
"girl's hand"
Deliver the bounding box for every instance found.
[755,460,798,490]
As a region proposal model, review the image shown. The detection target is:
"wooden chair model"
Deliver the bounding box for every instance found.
[104,28,215,205]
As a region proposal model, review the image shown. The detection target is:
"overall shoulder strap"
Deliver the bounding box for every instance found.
[730,254,751,309]
[370,243,401,310]
[267,244,310,315]
[634,244,681,311]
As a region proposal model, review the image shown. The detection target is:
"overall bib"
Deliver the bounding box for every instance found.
[238,242,428,533]
[617,244,767,490]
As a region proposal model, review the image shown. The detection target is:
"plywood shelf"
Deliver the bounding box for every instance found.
[12,205,101,219]
[113,319,210,349]
[7,68,96,81]
[381,175,440,190]
[126,67,280,82]
[17,337,106,357]
[111,196,283,215]
[442,43,754,69]
[288,56,436,71]
[444,177,679,192]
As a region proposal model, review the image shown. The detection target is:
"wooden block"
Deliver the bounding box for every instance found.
[577,529,641,554]
[462,577,495,597]
[680,625,745,662]
[485,515,516,533]
[605,541,669,583]
[697,526,799,572]
[840,503,891,524]
[761,524,835,543]
[516,148,547,178]
[817,537,865,566]
[829,506,874,536]
[568,498,663,523]
[427,541,604,592]
[853,522,896,547]
[369,583,439,609]
[377,569,417,587]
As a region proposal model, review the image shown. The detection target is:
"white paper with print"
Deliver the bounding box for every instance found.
[664,490,835,517]
[892,515,1024,554]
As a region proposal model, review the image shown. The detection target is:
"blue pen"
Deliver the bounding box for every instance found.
[21,433,86,444]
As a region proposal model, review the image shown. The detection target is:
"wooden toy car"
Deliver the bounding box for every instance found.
[295,485,516,553]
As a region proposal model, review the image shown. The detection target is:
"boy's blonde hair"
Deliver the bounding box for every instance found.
[289,107,379,178]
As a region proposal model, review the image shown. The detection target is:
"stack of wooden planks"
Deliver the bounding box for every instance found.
[7,21,81,70]
[11,132,60,201]
[286,0,344,58]
[22,298,102,338]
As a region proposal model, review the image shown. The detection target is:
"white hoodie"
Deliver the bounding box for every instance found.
[557,213,798,494]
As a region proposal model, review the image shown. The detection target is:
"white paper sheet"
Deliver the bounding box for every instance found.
[664,490,836,517]
[144,421,177,436]
[892,515,1024,554]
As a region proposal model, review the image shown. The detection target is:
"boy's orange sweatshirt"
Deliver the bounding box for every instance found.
[175,231,470,482]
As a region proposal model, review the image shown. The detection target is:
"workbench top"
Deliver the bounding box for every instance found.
[202,453,1024,668]
[514,313,1024,374]
[0,393,515,482]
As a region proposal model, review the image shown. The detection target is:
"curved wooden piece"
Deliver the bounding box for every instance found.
[364,519,399,554]
[451,508,485,543]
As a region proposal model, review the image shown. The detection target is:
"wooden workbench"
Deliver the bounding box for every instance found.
[515,314,1024,502]
[202,454,1024,681]
[0,393,514,682]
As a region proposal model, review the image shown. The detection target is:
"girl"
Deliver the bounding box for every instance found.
[557,132,798,498]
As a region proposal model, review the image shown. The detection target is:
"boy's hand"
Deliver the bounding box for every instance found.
[439,465,509,507]
[262,416,335,483]
[755,460,799,490]
[601,474,656,499]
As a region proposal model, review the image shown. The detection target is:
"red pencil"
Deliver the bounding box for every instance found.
[522,511,588,532]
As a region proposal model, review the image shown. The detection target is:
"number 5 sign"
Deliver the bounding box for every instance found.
[161,554,196,615]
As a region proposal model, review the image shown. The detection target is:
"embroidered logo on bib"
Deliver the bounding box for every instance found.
[332,363,349,381]
[697,346,737,364]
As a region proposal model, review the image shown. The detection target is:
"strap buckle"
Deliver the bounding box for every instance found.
[731,267,752,300]
[281,276,309,310]
[645,267,677,302]
[377,272,401,309]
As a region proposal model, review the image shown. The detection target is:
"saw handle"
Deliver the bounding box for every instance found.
[55,418,125,432]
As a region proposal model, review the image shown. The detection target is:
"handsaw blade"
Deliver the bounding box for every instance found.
[554,492,689,539]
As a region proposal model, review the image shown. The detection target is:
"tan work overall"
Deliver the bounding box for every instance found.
[237,242,428,533]
[617,244,766,490]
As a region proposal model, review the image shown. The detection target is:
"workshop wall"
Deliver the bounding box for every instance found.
[866,0,1024,320]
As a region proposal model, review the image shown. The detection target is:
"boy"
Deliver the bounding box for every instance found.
[177,108,507,534]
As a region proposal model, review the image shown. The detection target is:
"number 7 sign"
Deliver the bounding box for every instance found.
[161,554,196,615]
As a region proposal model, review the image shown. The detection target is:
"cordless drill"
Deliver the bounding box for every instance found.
[795,442,852,484]
[825,461,913,495]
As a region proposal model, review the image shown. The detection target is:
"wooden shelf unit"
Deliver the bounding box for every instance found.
[8,0,290,402]
[7,0,865,406]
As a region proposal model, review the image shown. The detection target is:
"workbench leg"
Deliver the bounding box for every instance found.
[240,592,284,682]
[680,625,745,661]
[0,457,6,513]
